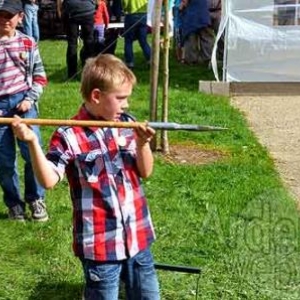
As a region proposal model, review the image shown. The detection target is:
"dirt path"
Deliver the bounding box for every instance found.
[230,96,300,202]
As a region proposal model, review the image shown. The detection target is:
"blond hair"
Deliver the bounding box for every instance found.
[80,54,137,100]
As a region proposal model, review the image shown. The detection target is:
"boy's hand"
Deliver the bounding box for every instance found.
[135,124,156,147]
[11,115,37,143]
[16,99,33,113]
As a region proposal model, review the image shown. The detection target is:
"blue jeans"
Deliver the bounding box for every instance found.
[0,92,45,208]
[124,13,151,67]
[23,4,40,42]
[80,248,160,300]
[110,0,122,20]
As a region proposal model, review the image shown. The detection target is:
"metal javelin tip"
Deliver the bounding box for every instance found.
[147,122,227,132]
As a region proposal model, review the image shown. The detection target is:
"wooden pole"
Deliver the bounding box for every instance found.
[149,0,162,151]
[0,117,148,128]
[161,0,170,154]
[2,117,227,131]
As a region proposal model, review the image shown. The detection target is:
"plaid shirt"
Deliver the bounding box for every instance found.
[46,106,155,261]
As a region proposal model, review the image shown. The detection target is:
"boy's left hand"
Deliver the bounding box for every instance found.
[135,124,156,147]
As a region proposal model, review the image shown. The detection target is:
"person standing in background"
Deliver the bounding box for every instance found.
[173,0,184,62]
[275,0,296,25]
[22,0,40,42]
[208,0,223,61]
[94,0,109,45]
[56,0,95,79]
[110,0,123,22]
[94,0,122,55]
[122,0,151,69]
[181,0,214,65]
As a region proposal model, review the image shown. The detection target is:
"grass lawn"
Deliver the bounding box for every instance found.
[0,38,299,300]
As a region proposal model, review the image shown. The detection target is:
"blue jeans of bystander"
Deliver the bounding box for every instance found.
[123,12,151,68]
[23,3,40,42]
[80,248,160,300]
[0,92,45,209]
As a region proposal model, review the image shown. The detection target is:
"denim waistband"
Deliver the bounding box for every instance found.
[0,91,26,109]
[0,92,25,117]
[0,94,9,100]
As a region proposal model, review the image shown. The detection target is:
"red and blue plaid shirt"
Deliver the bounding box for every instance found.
[46,105,155,261]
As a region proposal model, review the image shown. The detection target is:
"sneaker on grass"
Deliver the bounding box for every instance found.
[29,199,48,222]
[8,204,25,221]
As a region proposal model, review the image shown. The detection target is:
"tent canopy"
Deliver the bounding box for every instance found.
[219,0,300,82]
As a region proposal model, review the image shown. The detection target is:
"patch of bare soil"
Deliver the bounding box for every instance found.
[231,95,300,202]
[158,144,226,165]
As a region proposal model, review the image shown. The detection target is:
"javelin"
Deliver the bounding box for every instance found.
[0,117,227,132]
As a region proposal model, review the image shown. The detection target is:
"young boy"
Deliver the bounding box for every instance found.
[0,0,48,221]
[12,54,160,299]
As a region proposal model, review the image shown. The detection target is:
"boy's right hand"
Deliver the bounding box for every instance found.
[11,115,37,143]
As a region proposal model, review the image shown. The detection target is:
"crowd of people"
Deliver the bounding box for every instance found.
[55,0,152,76]
[36,0,223,75]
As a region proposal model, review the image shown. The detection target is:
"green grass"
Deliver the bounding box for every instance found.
[0,39,299,299]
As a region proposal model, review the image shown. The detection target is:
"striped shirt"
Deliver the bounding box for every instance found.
[46,106,155,261]
[0,30,47,100]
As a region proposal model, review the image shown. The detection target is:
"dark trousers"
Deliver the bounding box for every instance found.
[94,28,120,55]
[110,0,123,20]
[64,13,95,78]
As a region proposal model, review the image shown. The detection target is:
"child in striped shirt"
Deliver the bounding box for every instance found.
[0,0,48,221]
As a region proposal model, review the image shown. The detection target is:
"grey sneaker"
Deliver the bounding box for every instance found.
[29,199,48,222]
[8,204,25,221]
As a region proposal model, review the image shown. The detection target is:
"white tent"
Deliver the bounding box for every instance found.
[213,0,300,82]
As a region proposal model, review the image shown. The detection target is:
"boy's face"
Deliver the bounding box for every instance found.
[0,11,23,38]
[92,81,133,121]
